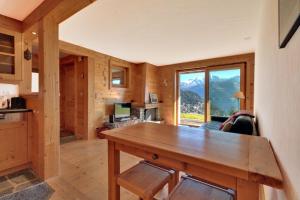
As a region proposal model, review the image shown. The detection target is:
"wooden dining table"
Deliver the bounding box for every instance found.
[103,122,283,200]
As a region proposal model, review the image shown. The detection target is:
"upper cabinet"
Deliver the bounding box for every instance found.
[0,28,22,81]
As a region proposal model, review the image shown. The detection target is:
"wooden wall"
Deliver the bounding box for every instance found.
[94,56,138,127]
[158,53,255,125]
[59,41,139,129]
[21,0,95,180]
[134,63,161,105]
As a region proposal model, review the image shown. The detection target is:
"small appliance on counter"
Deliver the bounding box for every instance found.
[10,97,26,109]
[0,96,8,109]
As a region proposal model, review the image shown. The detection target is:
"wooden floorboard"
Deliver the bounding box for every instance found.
[47,139,168,200]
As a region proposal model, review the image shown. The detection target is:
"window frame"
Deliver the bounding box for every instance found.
[176,63,246,125]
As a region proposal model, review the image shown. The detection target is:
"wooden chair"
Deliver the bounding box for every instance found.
[166,176,235,200]
[117,161,176,200]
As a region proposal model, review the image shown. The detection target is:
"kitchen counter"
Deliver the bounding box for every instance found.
[0,108,32,114]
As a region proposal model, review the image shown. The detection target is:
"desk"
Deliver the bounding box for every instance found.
[103,123,282,200]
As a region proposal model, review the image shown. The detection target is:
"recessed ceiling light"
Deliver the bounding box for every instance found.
[32,32,37,35]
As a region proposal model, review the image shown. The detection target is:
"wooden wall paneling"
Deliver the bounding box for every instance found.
[59,40,106,57]
[59,40,141,129]
[245,54,255,111]
[240,63,247,110]
[133,63,161,106]
[94,56,110,127]
[18,23,38,92]
[19,24,39,95]
[26,112,33,166]
[59,63,65,130]
[19,40,33,94]
[133,63,146,106]
[158,67,177,124]
[23,94,44,178]
[4,0,96,181]
[0,14,22,32]
[144,63,160,103]
[38,15,60,179]
[86,56,95,139]
[75,56,86,139]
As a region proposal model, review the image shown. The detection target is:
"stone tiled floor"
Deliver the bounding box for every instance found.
[0,169,41,197]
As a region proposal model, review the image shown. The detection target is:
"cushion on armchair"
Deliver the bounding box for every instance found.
[201,110,256,135]
[230,115,254,135]
[219,110,254,130]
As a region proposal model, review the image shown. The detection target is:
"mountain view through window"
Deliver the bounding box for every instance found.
[179,69,241,126]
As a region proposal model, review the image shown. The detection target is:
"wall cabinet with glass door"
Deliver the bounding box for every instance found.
[0,28,22,81]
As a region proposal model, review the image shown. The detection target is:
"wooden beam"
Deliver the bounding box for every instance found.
[0,14,22,32]
[23,0,61,31]
[38,15,60,179]
[59,40,107,59]
[23,0,95,31]
[87,57,95,139]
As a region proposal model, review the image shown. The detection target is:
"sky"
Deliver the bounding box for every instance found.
[180,69,240,83]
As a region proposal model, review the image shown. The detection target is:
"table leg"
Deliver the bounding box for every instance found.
[168,170,179,193]
[108,141,120,200]
[236,179,259,200]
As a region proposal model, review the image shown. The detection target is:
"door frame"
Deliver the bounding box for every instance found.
[176,63,246,126]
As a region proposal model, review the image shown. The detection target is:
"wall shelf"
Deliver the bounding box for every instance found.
[0,29,21,81]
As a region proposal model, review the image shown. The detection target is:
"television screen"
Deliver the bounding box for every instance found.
[115,103,131,118]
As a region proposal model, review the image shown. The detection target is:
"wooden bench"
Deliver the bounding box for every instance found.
[167,176,235,200]
[117,161,176,200]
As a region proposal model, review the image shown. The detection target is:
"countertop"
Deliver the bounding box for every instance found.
[0,108,33,114]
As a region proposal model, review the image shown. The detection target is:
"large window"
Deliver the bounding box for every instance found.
[209,69,241,117]
[177,64,245,126]
[179,71,205,126]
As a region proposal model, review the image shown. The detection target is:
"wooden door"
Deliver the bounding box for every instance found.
[74,58,85,137]
[60,63,75,133]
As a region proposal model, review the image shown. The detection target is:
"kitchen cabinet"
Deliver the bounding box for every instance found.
[0,111,31,172]
[0,28,22,81]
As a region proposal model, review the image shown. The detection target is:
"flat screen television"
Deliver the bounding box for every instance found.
[114,103,131,119]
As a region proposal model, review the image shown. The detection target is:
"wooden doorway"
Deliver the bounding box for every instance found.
[59,55,88,140]
[60,62,76,138]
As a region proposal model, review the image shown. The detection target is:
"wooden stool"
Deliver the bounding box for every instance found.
[167,176,235,200]
[117,161,176,200]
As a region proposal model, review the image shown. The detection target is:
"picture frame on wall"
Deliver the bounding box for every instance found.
[279,0,300,48]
